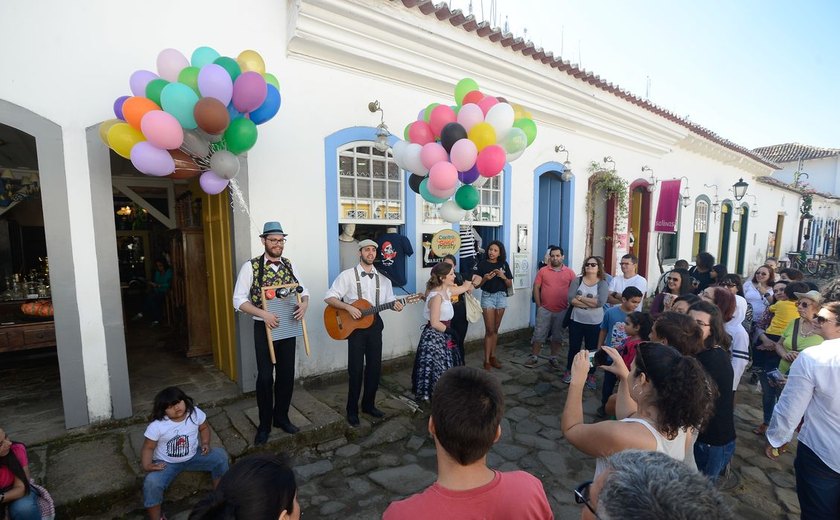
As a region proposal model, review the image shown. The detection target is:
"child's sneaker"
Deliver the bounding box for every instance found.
[562,371,572,384]
[523,355,539,368]
[586,374,597,390]
[548,357,562,370]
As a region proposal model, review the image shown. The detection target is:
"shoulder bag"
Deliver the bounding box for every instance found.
[464,292,482,323]
[562,276,583,328]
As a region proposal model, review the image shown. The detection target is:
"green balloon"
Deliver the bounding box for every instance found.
[513,118,537,146]
[403,123,411,141]
[454,78,479,105]
[423,103,440,122]
[213,57,241,82]
[178,66,201,95]
[455,184,479,210]
[224,117,258,154]
[145,79,169,107]
[264,72,280,90]
[419,178,447,204]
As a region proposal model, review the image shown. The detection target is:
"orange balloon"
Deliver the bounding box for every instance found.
[122,96,161,131]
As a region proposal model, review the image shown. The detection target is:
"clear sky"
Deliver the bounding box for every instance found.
[447,0,840,150]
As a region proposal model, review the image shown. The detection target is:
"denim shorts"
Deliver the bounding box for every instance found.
[480,290,507,309]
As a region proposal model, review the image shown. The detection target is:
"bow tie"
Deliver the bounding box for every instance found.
[266,260,282,266]
[361,271,375,278]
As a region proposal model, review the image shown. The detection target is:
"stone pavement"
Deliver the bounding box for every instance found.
[26,331,801,519]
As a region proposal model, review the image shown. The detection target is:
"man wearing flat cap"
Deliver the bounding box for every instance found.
[325,238,404,426]
[233,221,309,445]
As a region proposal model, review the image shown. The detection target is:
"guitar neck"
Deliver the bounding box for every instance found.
[360,299,401,317]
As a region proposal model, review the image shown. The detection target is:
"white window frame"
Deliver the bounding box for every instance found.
[338,141,404,225]
[422,173,505,226]
[694,200,709,233]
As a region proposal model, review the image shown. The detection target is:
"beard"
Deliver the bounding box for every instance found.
[360,256,375,266]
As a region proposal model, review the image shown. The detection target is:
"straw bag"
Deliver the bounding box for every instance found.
[464,292,482,323]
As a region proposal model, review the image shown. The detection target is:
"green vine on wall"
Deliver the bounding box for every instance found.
[586,161,629,220]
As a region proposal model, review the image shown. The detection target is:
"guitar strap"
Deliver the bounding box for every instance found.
[354,267,380,306]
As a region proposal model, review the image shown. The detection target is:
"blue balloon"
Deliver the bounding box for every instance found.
[227,103,243,121]
[250,85,281,125]
[160,83,199,129]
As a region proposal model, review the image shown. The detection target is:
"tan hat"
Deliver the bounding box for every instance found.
[358,239,378,250]
[794,290,823,303]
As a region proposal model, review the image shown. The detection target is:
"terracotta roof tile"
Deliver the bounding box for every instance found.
[398,0,779,170]
[753,143,840,164]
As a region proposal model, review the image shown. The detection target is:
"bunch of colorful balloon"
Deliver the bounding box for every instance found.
[99,47,281,194]
[391,78,536,223]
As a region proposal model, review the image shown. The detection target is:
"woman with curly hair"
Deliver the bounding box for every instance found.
[562,342,716,477]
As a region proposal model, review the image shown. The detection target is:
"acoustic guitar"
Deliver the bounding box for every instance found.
[324,294,423,340]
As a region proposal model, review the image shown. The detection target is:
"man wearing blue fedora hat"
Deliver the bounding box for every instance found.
[233,221,309,444]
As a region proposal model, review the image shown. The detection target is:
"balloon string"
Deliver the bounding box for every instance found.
[228,178,261,235]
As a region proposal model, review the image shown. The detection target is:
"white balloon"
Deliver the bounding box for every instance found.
[485,102,515,141]
[473,175,490,188]
[402,143,428,176]
[391,140,409,170]
[440,200,466,223]
[209,150,241,180]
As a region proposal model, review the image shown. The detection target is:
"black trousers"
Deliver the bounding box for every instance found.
[253,321,296,432]
[450,300,467,363]
[346,315,384,415]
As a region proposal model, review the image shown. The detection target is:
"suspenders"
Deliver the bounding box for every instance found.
[354,267,380,305]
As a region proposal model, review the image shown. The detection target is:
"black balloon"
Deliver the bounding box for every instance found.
[440,122,467,153]
[408,173,423,194]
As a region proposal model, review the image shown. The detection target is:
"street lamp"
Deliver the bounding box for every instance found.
[368,100,390,152]
[747,194,759,217]
[641,165,657,192]
[704,183,720,221]
[732,178,749,201]
[554,145,574,182]
[679,176,691,207]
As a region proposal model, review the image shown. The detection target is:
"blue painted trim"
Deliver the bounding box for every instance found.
[323,127,416,294]
[502,163,512,254]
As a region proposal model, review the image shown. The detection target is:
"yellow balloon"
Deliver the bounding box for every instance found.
[107,123,146,159]
[237,50,266,74]
[468,122,497,151]
[511,103,526,120]
[98,118,122,146]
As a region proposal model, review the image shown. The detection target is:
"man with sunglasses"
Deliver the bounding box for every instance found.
[576,450,732,519]
[233,222,310,444]
[766,301,840,519]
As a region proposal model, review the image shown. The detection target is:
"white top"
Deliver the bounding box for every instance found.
[324,264,396,306]
[144,407,206,463]
[594,417,693,478]
[608,274,648,311]
[725,319,751,390]
[733,294,747,324]
[744,282,770,318]
[423,289,454,322]
[767,338,840,473]
[232,255,310,320]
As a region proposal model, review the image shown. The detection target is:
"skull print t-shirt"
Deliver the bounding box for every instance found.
[144,406,206,463]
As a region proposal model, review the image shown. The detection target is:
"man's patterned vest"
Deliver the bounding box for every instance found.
[249,255,295,306]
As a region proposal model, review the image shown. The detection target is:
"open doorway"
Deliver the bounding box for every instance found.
[628,180,652,278]
[586,176,616,271]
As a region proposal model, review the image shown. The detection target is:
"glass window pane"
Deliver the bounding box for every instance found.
[372,159,386,179]
[388,181,401,199]
[339,156,353,176]
[373,180,386,198]
[372,146,386,157]
[388,162,400,180]
[356,157,370,177]
[357,146,371,155]
[357,179,370,198]
[340,178,354,197]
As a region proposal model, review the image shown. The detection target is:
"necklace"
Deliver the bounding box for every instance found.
[799,320,818,337]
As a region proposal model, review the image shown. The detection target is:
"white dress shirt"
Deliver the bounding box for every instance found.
[767,338,840,473]
[324,264,396,306]
[232,255,309,320]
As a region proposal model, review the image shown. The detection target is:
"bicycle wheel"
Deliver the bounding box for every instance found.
[806,259,819,276]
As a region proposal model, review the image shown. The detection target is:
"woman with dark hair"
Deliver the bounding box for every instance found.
[564,256,609,389]
[709,264,728,286]
[744,265,774,322]
[701,286,750,390]
[471,240,513,371]
[190,453,299,520]
[412,261,472,401]
[562,343,715,477]
[688,301,736,482]
[690,252,715,292]
[649,312,706,356]
[671,293,701,314]
[650,268,693,318]
[0,426,40,520]
[441,254,469,363]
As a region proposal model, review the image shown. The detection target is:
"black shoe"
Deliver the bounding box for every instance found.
[254,430,269,445]
[347,413,360,427]
[274,419,300,434]
[362,407,385,419]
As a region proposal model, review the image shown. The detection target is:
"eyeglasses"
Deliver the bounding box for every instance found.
[721,282,737,288]
[574,481,601,519]
[667,277,680,282]
[585,263,598,267]
[816,315,838,325]
[265,238,287,245]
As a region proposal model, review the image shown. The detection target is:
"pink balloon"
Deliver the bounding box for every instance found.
[456,103,484,132]
[130,70,158,97]
[449,138,478,172]
[429,105,456,137]
[477,96,499,116]
[420,143,449,170]
[428,182,456,199]
[200,170,229,195]
[141,110,184,150]
[130,142,175,176]
[476,145,506,177]
[232,72,268,113]
[156,48,189,82]
[428,161,458,192]
[408,121,435,145]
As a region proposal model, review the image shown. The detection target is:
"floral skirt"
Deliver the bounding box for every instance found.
[412,325,463,400]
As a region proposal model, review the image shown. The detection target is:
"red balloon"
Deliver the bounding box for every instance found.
[461,90,484,105]
[408,120,435,145]
[476,145,506,177]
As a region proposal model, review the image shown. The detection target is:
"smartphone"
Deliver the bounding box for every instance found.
[588,351,597,368]
[592,349,611,367]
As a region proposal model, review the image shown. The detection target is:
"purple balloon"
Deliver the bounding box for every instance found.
[130,142,175,176]
[198,64,233,106]
[199,170,229,195]
[129,70,158,97]
[232,72,268,113]
[458,164,481,184]
[113,95,130,120]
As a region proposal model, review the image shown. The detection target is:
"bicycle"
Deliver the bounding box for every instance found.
[786,252,820,276]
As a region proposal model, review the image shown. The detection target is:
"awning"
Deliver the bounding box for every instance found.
[654,179,682,233]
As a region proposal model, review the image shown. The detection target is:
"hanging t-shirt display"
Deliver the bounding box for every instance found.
[376,233,414,287]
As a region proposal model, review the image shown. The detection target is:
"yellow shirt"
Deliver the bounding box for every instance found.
[767,300,798,336]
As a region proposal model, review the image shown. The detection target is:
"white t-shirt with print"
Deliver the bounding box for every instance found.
[608,274,648,311]
[144,407,206,463]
